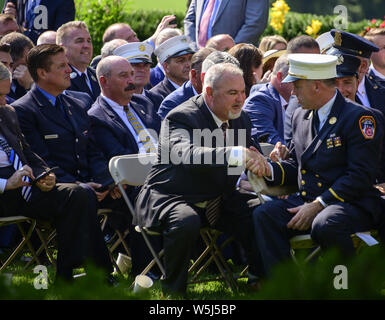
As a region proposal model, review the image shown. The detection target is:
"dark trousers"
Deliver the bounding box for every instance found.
[252,194,375,278]
[160,190,260,294]
[0,166,112,279]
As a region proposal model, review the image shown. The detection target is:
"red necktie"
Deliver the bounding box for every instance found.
[198,0,216,48]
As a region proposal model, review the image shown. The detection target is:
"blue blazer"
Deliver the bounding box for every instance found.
[149,77,176,101]
[7,79,28,101]
[3,0,75,43]
[150,63,165,87]
[67,65,101,102]
[87,95,161,160]
[243,83,285,144]
[11,86,109,184]
[158,81,196,120]
[134,89,163,112]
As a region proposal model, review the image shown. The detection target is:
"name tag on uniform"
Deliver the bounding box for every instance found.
[44,134,59,140]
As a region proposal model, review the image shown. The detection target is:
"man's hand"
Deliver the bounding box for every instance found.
[109,186,122,200]
[245,146,271,177]
[286,200,324,231]
[13,65,34,90]
[36,173,56,192]
[149,15,178,44]
[270,141,289,162]
[259,70,272,84]
[4,2,17,17]
[5,165,34,191]
[86,182,109,202]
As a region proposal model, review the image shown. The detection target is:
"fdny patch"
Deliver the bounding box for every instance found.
[359,116,375,139]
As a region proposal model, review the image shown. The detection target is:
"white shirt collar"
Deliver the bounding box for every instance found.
[316,91,337,129]
[203,99,228,128]
[370,65,385,80]
[101,94,122,109]
[168,78,180,90]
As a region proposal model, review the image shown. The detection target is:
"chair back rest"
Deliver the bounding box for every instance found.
[109,153,157,186]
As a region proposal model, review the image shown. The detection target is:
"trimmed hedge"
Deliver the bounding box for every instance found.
[74,0,373,57]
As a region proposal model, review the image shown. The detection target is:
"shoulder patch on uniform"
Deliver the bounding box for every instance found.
[359,115,376,139]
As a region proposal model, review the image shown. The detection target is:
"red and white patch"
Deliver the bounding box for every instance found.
[359,116,376,139]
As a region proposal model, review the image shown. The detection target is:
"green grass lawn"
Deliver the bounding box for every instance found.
[129,0,188,12]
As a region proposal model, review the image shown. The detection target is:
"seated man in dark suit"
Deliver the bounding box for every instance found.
[113,42,163,112]
[243,54,292,144]
[11,44,119,204]
[0,32,34,101]
[135,63,266,294]
[88,55,162,275]
[0,61,112,281]
[56,21,101,101]
[157,47,214,120]
[150,35,195,102]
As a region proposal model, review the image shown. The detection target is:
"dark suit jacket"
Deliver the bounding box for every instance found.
[3,0,75,43]
[369,69,385,88]
[149,77,176,102]
[356,75,385,116]
[87,95,161,161]
[7,79,28,101]
[134,94,259,228]
[150,63,165,87]
[184,0,269,50]
[0,104,47,215]
[67,65,101,102]
[157,80,196,120]
[11,86,109,184]
[243,83,285,145]
[64,90,94,112]
[270,91,385,225]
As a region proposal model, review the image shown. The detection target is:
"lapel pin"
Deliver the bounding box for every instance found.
[70,72,77,79]
[91,75,97,82]
[329,117,337,125]
[140,110,145,115]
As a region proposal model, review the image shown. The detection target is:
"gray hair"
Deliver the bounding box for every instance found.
[101,39,128,58]
[203,63,243,92]
[0,62,11,81]
[272,54,289,77]
[155,28,183,47]
[201,51,239,74]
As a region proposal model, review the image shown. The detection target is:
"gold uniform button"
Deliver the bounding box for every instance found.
[315,174,320,178]
[317,182,322,187]
[301,169,306,175]
[301,180,306,185]
[301,191,307,197]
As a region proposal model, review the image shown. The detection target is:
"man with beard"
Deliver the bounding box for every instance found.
[135,63,267,294]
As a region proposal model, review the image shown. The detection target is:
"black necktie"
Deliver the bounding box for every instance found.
[312,110,320,136]
[221,122,229,145]
[55,94,66,118]
[80,72,93,96]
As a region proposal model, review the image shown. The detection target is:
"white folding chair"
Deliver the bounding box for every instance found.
[108,153,166,278]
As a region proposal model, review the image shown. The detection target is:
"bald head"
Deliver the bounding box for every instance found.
[205,34,235,51]
[103,23,139,43]
[97,55,135,105]
[37,31,57,46]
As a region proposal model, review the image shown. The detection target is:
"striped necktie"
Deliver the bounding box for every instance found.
[0,136,32,201]
[204,123,228,226]
[123,105,157,153]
